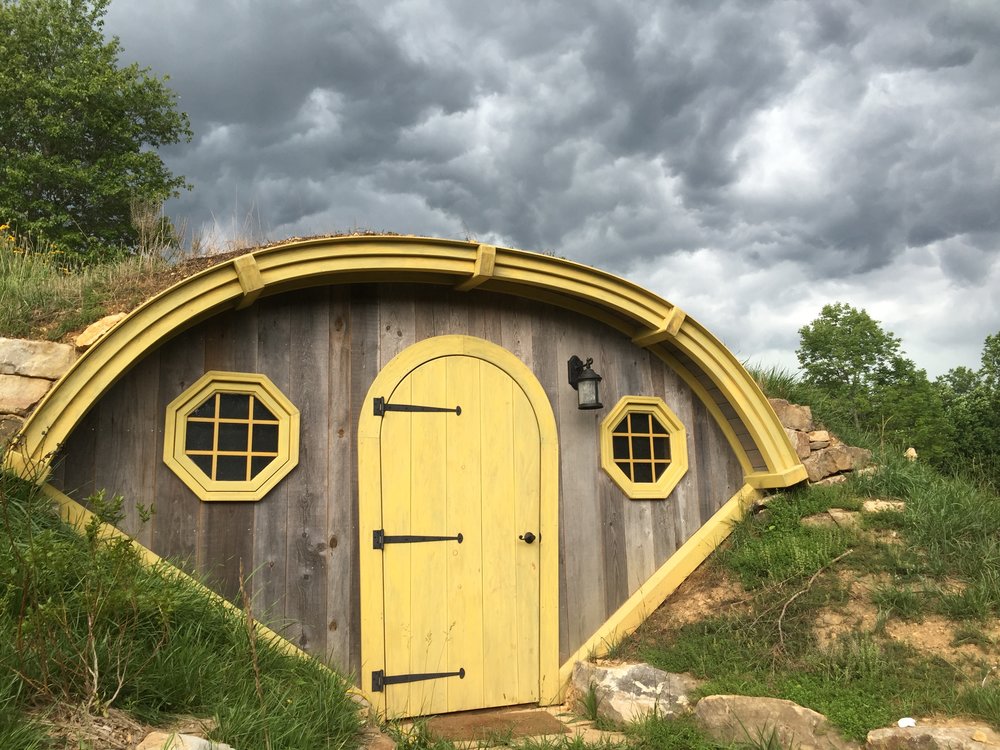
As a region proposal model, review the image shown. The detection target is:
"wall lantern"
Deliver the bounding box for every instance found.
[567,355,604,410]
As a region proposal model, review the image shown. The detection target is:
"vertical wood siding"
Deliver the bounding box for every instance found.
[54,283,744,675]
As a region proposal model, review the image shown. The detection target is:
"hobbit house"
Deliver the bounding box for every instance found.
[5,236,806,717]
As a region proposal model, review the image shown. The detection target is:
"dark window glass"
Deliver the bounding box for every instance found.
[216,455,248,481]
[252,423,279,452]
[253,399,276,421]
[218,423,249,451]
[190,454,213,476]
[653,437,670,460]
[633,462,653,483]
[651,419,668,435]
[631,435,652,460]
[185,421,214,451]
[219,393,250,419]
[250,456,273,478]
[190,396,216,419]
[613,417,628,434]
[615,460,632,478]
[654,462,668,480]
[629,413,651,433]
[612,435,630,459]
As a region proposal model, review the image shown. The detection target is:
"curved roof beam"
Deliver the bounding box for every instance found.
[6,236,805,488]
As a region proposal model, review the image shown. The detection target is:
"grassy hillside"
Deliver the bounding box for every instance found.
[624,455,1000,742]
[0,471,364,750]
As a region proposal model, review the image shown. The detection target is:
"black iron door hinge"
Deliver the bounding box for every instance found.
[373,397,461,417]
[373,529,464,550]
[372,667,466,692]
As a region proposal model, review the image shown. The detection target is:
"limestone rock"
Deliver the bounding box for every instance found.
[0,374,51,417]
[813,474,848,487]
[137,732,235,750]
[0,337,76,379]
[804,443,868,483]
[572,661,703,724]
[808,429,831,449]
[863,499,905,513]
[847,446,872,470]
[75,312,128,350]
[769,398,814,432]
[785,427,812,459]
[827,508,861,530]
[0,414,23,445]
[867,723,1000,749]
[802,513,839,529]
[694,695,859,750]
[365,727,397,750]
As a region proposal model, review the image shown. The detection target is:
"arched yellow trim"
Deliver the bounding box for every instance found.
[5,235,803,488]
[357,335,560,714]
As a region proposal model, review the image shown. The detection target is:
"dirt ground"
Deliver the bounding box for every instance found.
[638,547,1000,682]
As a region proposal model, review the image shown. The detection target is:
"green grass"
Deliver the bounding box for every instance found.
[628,458,1000,742]
[0,225,172,340]
[0,470,364,750]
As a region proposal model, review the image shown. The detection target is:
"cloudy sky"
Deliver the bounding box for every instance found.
[103,0,1000,378]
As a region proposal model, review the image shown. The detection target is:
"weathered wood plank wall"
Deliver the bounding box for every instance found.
[55,283,744,675]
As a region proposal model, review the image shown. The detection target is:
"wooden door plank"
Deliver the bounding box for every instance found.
[380,376,414,715]
[477,360,517,707]
[445,356,486,711]
[404,359,450,715]
[511,382,541,702]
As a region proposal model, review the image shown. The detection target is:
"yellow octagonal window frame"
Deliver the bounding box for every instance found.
[163,371,300,501]
[600,396,688,500]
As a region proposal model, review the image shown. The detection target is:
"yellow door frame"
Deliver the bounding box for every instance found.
[358,335,560,716]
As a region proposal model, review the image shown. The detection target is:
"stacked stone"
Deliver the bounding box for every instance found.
[768,398,873,485]
[0,337,77,445]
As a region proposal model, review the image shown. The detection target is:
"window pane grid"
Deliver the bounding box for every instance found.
[610,412,672,484]
[183,393,280,482]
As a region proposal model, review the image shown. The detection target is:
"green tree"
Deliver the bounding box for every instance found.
[797,302,951,457]
[936,332,1000,479]
[797,303,905,429]
[0,0,191,261]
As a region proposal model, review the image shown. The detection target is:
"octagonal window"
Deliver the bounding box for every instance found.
[600,396,688,499]
[163,371,299,501]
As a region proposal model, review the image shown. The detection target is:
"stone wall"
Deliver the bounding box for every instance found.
[769,398,872,485]
[0,337,77,444]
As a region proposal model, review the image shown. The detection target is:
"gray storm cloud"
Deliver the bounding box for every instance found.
[104,0,1000,375]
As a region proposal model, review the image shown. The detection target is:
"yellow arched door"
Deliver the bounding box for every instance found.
[376,354,541,716]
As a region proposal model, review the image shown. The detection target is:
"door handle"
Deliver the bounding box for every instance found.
[518,531,537,544]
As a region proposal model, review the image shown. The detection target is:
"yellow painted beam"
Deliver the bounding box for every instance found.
[631,306,687,347]
[233,254,265,309]
[5,235,802,496]
[557,483,761,691]
[454,243,496,291]
[746,465,809,489]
